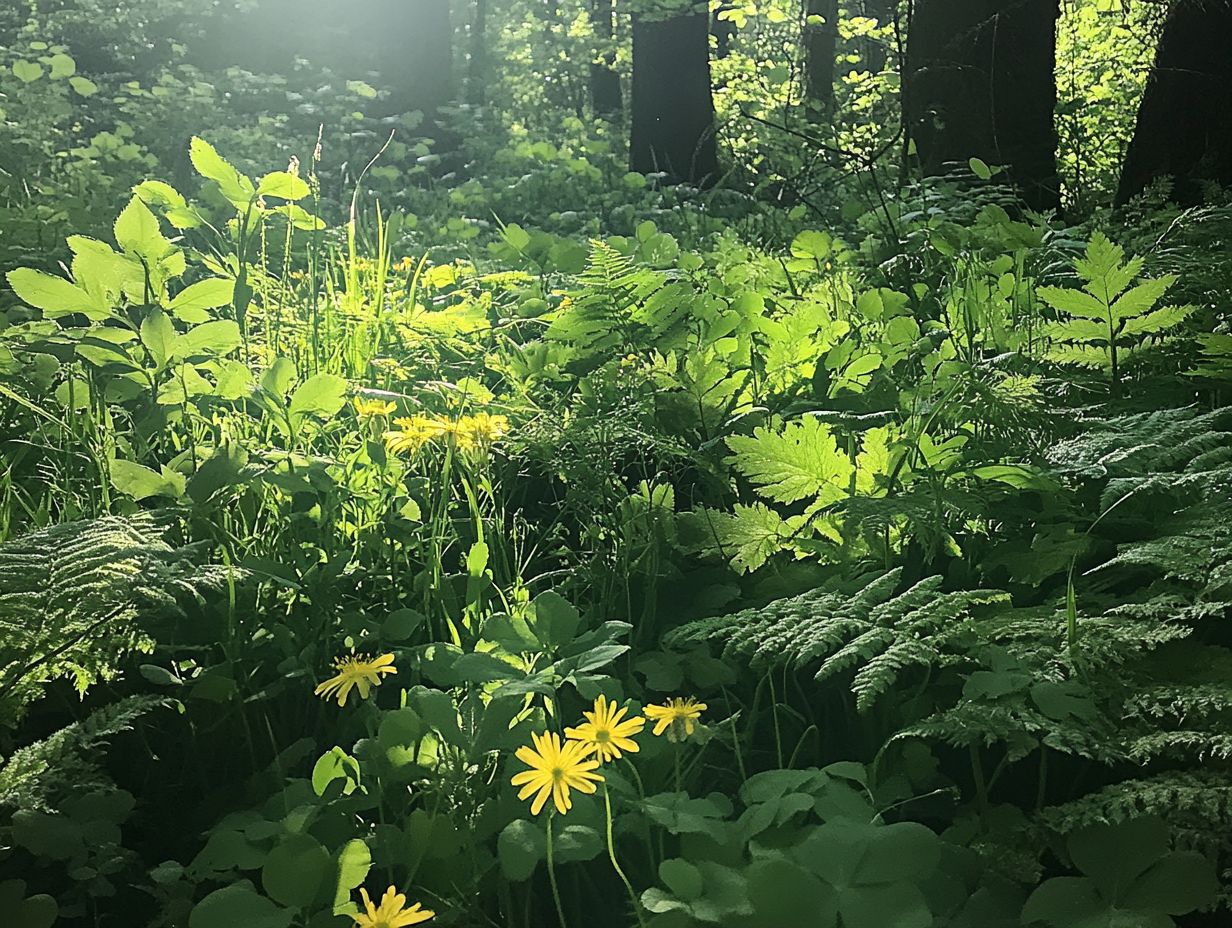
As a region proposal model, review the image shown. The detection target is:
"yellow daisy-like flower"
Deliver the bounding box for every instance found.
[643,697,707,742]
[451,412,509,451]
[353,885,434,927]
[510,731,603,816]
[384,415,450,454]
[314,653,397,707]
[354,397,397,419]
[564,695,646,763]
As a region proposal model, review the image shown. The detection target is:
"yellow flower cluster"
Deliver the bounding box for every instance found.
[384,412,510,456]
[353,397,398,419]
[510,695,705,815]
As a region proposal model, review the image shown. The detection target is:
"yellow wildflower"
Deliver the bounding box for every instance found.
[510,730,603,815]
[314,653,397,707]
[384,415,450,454]
[451,412,509,452]
[643,697,707,742]
[353,885,434,927]
[565,695,645,763]
[354,397,397,419]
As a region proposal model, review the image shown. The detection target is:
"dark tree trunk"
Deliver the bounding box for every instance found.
[590,0,623,118]
[1116,0,1232,205]
[713,5,738,59]
[468,0,489,105]
[804,0,839,108]
[630,8,720,185]
[859,0,895,74]
[905,0,1060,210]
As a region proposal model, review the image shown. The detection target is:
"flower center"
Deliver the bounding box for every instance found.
[595,729,611,743]
[551,767,565,782]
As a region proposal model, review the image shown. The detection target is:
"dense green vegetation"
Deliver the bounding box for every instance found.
[3,2,1232,927]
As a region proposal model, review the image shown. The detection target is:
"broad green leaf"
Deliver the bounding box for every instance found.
[12,60,43,82]
[727,417,853,506]
[173,320,242,361]
[333,840,371,914]
[288,373,348,427]
[262,834,331,909]
[169,279,235,320]
[256,172,310,201]
[140,308,177,370]
[48,53,75,79]
[7,268,107,319]
[190,137,255,209]
[110,460,186,500]
[69,75,98,95]
[969,157,993,180]
[189,884,293,928]
[498,820,545,881]
[114,196,172,261]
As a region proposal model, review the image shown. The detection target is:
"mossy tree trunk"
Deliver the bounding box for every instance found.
[905,0,1060,210]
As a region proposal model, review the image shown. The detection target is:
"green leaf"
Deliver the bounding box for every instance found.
[172,320,242,361]
[69,75,98,96]
[12,60,43,82]
[969,157,993,181]
[256,172,310,201]
[169,279,235,320]
[262,834,331,909]
[47,53,75,79]
[726,417,853,506]
[532,590,581,648]
[114,196,171,261]
[110,460,186,500]
[141,308,177,370]
[332,840,371,913]
[1121,851,1218,915]
[498,820,544,881]
[1068,818,1168,901]
[790,230,832,261]
[288,373,348,428]
[190,137,256,209]
[7,268,107,319]
[1021,877,1104,926]
[660,859,704,901]
[189,884,294,928]
[311,747,360,797]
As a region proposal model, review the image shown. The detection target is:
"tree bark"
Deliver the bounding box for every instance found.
[1116,0,1232,205]
[468,0,489,105]
[590,0,623,118]
[713,5,738,59]
[804,0,839,109]
[905,0,1060,210]
[629,7,720,185]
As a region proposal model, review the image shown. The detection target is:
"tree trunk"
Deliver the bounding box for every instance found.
[1116,0,1232,205]
[905,0,1060,211]
[590,0,623,118]
[713,5,738,59]
[630,7,720,184]
[859,0,895,75]
[804,0,839,108]
[468,0,489,105]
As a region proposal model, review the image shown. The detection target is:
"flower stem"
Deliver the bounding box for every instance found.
[546,811,568,928]
[604,781,647,928]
